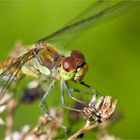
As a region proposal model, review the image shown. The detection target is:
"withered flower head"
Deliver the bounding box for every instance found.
[32,107,65,139]
[83,95,117,122]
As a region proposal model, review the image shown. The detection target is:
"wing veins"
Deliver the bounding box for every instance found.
[36,1,129,46]
[0,50,37,100]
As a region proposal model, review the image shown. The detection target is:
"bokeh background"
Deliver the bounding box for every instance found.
[0,0,140,139]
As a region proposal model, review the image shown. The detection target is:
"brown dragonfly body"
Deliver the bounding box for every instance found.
[0,1,130,111]
[0,43,88,82]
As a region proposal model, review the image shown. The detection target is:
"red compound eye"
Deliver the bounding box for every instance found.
[62,57,76,72]
[71,50,85,65]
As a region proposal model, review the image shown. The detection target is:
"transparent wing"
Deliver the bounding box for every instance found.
[0,49,39,100]
[36,0,132,49]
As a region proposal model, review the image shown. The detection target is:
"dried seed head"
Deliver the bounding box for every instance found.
[83,107,96,122]
[33,107,64,139]
[83,95,117,122]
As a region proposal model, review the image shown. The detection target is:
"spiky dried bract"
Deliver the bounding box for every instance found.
[83,95,117,122]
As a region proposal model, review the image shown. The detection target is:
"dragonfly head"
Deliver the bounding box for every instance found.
[60,50,88,82]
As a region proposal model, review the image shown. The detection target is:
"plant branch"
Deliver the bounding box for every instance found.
[68,121,99,140]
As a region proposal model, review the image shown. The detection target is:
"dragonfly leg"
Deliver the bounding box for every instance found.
[39,80,55,108]
[69,88,93,95]
[60,81,82,112]
[39,102,69,137]
[39,80,68,136]
[64,81,87,106]
[80,81,102,96]
[39,80,55,119]
[69,87,100,107]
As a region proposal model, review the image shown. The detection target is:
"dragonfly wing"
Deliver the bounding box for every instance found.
[0,48,39,100]
[36,0,132,50]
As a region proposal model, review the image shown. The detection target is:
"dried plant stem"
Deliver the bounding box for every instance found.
[5,100,19,137]
[68,121,99,140]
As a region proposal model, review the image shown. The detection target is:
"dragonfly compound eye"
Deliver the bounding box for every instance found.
[71,50,85,66]
[62,57,76,72]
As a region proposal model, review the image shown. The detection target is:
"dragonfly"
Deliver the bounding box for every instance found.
[0,1,132,112]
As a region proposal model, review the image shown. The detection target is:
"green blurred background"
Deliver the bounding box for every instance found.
[0,0,140,139]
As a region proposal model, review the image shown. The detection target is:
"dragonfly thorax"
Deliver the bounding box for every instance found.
[19,45,88,83]
[59,50,88,82]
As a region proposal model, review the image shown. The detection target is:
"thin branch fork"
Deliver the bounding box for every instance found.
[68,121,99,140]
